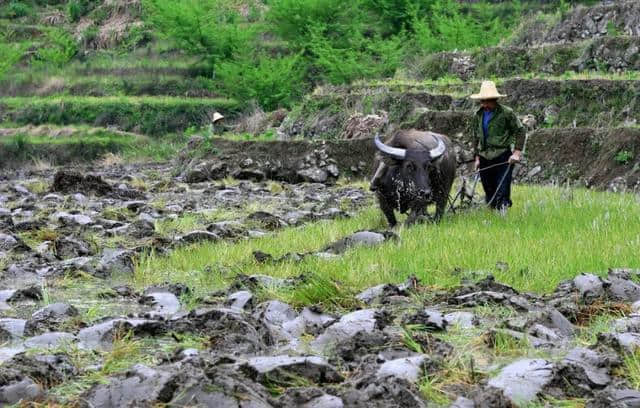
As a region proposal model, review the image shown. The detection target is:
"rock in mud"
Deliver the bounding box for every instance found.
[97,248,135,277]
[376,355,431,383]
[140,292,180,317]
[311,309,389,353]
[0,287,42,311]
[177,230,220,245]
[489,328,551,348]
[403,309,447,331]
[546,348,616,398]
[246,211,287,230]
[0,319,26,341]
[277,388,344,408]
[333,330,391,363]
[487,359,553,404]
[51,170,113,195]
[589,387,640,408]
[25,302,78,335]
[340,377,426,408]
[24,332,76,349]
[207,220,245,239]
[52,211,94,227]
[231,273,297,290]
[185,164,210,183]
[241,355,343,384]
[171,307,271,355]
[444,311,477,329]
[1,353,77,388]
[324,230,395,255]
[226,290,254,311]
[613,316,640,333]
[599,332,640,353]
[574,273,606,301]
[0,377,42,406]
[80,363,175,407]
[253,300,297,327]
[450,396,475,408]
[232,168,266,182]
[78,319,164,350]
[356,283,408,305]
[0,233,21,251]
[54,236,92,259]
[127,219,155,239]
[297,167,329,184]
[607,276,640,302]
[451,290,533,311]
[455,275,520,296]
[82,359,273,408]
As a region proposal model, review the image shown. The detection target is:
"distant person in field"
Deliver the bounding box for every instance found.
[471,81,525,214]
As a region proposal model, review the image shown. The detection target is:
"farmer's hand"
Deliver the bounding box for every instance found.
[474,156,480,171]
[509,150,522,164]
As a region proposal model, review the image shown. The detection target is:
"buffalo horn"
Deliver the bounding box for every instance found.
[430,136,446,159]
[374,133,406,160]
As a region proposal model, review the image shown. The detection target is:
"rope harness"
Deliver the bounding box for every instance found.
[447,160,512,213]
[448,132,530,213]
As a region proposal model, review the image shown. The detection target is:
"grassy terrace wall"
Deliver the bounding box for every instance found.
[411,36,640,80]
[0,96,240,136]
[0,75,219,98]
[0,130,142,167]
[281,79,640,139]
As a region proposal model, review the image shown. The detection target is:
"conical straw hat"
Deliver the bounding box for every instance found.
[212,112,224,123]
[470,81,507,100]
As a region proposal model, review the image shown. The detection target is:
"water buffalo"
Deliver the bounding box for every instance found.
[370,129,456,227]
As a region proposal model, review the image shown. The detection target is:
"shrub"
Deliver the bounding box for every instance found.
[615,150,634,165]
[5,1,33,18]
[142,0,256,67]
[33,28,78,68]
[67,0,89,22]
[266,0,363,48]
[0,40,25,82]
[215,54,307,111]
[412,0,505,53]
[308,27,406,84]
[362,0,434,34]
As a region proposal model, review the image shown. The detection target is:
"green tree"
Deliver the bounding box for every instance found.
[0,41,25,82]
[32,28,77,68]
[142,0,257,66]
[215,54,307,110]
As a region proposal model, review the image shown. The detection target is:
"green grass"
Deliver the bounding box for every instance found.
[0,73,218,97]
[135,185,640,308]
[623,351,640,390]
[0,129,189,165]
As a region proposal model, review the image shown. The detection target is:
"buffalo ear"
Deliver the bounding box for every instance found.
[429,137,446,159]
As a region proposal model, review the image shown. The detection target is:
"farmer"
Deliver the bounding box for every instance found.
[471,81,526,213]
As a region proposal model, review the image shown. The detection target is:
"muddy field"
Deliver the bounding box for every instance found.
[0,158,640,407]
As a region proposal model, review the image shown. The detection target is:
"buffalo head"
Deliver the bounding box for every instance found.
[374,133,446,204]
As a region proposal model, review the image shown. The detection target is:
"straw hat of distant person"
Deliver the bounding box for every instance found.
[470,81,507,100]
[212,112,224,123]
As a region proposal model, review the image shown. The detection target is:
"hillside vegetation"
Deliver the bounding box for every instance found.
[0,0,602,111]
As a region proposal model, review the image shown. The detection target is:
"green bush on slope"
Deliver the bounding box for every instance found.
[142,0,523,110]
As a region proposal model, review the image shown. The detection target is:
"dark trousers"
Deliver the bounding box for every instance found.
[479,150,513,209]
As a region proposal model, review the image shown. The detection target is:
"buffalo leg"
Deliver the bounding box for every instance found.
[405,205,426,226]
[434,196,447,223]
[378,195,397,228]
